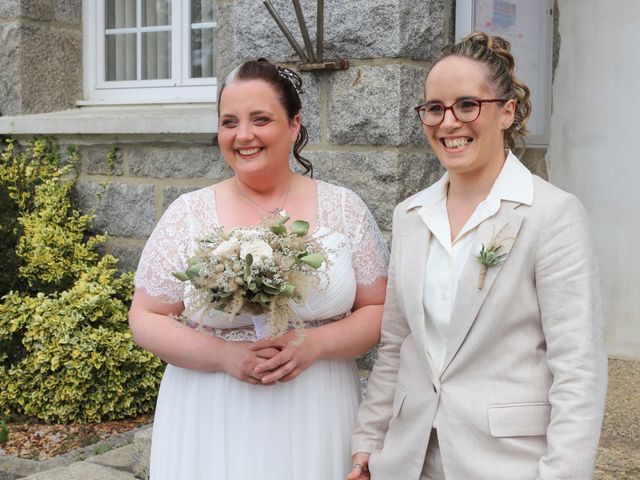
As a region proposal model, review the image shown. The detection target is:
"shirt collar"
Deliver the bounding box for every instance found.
[405,150,533,212]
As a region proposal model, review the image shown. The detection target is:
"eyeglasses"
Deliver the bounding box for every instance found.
[414,98,508,127]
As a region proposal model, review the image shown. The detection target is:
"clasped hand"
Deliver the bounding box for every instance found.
[249,329,321,384]
[223,329,320,385]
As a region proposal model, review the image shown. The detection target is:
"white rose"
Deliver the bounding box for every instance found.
[213,238,240,256]
[240,239,273,266]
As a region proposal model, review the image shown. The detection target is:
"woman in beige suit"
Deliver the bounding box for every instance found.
[348,32,607,480]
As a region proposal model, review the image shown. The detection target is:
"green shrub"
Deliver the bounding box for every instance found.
[0,137,163,423]
[0,419,8,443]
[0,137,71,296]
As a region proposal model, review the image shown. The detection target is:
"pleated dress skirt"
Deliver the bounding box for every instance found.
[149,358,361,480]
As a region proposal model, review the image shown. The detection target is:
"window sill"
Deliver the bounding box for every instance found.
[0,103,218,138]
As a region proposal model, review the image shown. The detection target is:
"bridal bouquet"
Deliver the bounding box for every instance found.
[173,215,325,338]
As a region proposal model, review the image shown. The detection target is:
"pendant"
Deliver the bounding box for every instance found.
[269,208,288,218]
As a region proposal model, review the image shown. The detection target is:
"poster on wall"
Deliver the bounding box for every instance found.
[456,0,552,146]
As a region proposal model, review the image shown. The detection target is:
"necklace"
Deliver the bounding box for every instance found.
[235,173,293,219]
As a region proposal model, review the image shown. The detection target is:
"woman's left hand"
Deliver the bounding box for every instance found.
[249,329,322,384]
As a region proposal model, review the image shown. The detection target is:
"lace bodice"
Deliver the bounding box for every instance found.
[134,180,389,335]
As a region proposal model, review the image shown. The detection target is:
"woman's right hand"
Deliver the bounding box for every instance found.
[346,452,371,479]
[221,341,281,384]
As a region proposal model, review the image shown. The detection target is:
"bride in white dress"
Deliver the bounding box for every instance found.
[129,59,388,480]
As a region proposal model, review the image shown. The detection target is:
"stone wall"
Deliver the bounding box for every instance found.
[71,140,230,273]
[0,0,548,269]
[216,0,452,238]
[0,0,82,116]
[0,0,553,377]
[1,0,548,296]
[47,0,459,276]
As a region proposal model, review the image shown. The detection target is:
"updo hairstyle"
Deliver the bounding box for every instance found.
[218,58,312,176]
[438,32,532,152]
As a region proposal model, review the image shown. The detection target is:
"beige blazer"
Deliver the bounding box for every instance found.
[352,174,607,480]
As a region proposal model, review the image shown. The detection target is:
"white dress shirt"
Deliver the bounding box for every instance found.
[407,151,534,373]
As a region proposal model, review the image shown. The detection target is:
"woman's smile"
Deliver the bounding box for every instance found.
[440,136,473,151]
[235,146,264,159]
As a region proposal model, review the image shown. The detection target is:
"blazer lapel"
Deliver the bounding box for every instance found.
[395,211,437,376]
[440,203,524,376]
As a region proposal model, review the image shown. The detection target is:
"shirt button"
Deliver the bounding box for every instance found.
[433,384,437,393]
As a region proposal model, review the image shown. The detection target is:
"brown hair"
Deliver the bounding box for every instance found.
[437,32,532,152]
[218,59,312,176]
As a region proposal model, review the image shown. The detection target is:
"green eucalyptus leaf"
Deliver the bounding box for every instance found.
[244,255,253,281]
[262,285,280,294]
[172,271,190,282]
[300,252,324,269]
[186,264,203,277]
[281,283,296,297]
[270,224,287,236]
[259,292,271,303]
[250,292,271,304]
[290,220,310,236]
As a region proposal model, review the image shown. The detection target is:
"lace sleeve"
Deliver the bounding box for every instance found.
[342,189,390,286]
[134,196,191,303]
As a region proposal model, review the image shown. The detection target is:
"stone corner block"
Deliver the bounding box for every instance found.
[23,461,136,480]
[215,0,237,80]
[100,241,145,274]
[162,186,204,211]
[308,149,442,230]
[328,65,429,147]
[521,148,549,180]
[398,0,449,61]
[20,0,55,22]
[356,346,379,372]
[128,145,223,180]
[54,0,83,24]
[77,145,125,176]
[132,427,152,480]
[85,444,137,470]
[21,23,82,114]
[231,0,447,62]
[74,182,156,239]
[299,71,321,145]
[0,2,20,19]
[0,23,24,117]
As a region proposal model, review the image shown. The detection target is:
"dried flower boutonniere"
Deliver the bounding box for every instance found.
[476,223,511,289]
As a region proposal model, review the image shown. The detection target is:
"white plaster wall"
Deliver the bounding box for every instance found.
[548,0,640,359]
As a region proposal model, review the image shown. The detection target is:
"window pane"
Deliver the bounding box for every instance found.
[105,0,136,29]
[192,0,215,23]
[106,33,137,81]
[142,31,171,80]
[142,0,171,27]
[191,28,215,78]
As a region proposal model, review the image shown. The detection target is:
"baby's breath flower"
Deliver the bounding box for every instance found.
[172,216,326,338]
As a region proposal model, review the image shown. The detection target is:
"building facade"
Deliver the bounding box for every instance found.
[1,0,636,359]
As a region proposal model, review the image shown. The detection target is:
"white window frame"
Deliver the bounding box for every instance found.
[82,0,217,105]
[455,0,553,147]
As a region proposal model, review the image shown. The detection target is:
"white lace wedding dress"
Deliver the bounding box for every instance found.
[134,180,389,480]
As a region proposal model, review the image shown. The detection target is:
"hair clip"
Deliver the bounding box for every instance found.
[276,66,303,95]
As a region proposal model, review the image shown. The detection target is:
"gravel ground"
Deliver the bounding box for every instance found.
[594,358,640,479]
